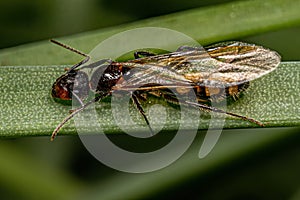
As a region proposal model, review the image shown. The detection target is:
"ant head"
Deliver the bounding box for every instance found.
[52,70,90,102]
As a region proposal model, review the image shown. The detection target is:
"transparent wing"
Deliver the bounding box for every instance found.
[197,41,281,86]
[113,63,194,91]
[113,47,208,90]
[113,41,281,90]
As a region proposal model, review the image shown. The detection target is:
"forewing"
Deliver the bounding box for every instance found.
[113,63,193,91]
[112,47,209,90]
[113,42,281,90]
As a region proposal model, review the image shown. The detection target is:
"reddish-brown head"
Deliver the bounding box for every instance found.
[52,70,90,102]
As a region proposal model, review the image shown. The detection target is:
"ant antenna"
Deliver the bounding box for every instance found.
[50,39,91,71]
[50,39,89,58]
[51,106,85,141]
[51,94,106,141]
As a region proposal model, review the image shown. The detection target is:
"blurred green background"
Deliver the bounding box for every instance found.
[1,0,300,60]
[0,0,300,199]
[0,0,235,48]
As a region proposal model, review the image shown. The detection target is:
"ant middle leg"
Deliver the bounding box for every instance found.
[131,92,155,135]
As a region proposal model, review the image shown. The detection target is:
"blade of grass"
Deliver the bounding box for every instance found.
[0,62,298,138]
[1,0,300,65]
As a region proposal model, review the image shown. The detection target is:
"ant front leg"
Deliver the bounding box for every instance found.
[134,51,157,59]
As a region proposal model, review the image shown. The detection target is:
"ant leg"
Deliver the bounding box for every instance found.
[131,92,155,135]
[70,91,85,108]
[185,101,264,126]
[153,89,264,126]
[134,51,156,59]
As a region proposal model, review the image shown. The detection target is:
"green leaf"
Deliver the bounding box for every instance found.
[0,62,298,138]
[0,0,299,138]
